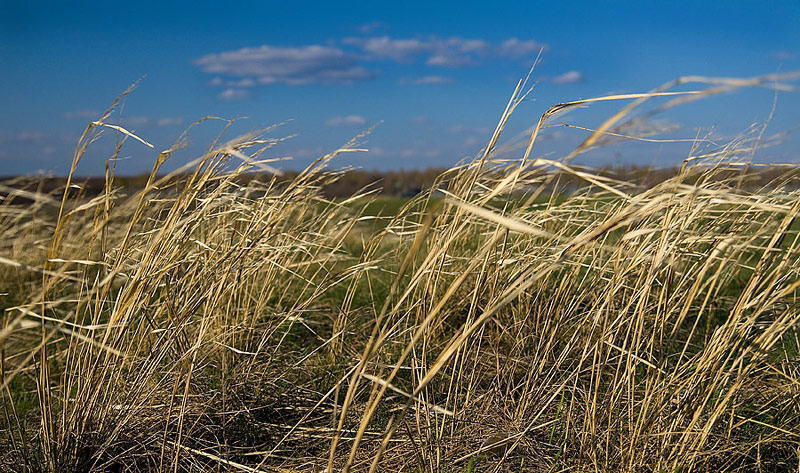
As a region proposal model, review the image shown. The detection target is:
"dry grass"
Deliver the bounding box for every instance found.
[2,73,800,472]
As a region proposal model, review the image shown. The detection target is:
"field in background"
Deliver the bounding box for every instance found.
[2,73,800,472]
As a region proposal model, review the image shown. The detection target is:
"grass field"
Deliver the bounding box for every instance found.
[2,74,800,472]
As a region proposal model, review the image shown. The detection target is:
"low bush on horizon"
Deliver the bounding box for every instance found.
[2,73,800,472]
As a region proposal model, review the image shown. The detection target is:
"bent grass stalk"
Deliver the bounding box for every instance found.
[1,72,799,472]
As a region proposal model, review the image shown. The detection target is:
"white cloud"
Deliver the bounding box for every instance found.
[551,70,584,84]
[195,35,548,96]
[210,77,256,87]
[325,115,366,127]
[426,53,475,67]
[496,38,546,58]
[344,36,491,67]
[219,88,250,101]
[344,36,430,62]
[398,75,453,85]
[195,45,373,86]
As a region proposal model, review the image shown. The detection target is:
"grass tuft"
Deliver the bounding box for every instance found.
[2,72,800,472]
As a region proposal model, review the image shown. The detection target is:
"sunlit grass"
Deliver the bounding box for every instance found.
[1,72,800,472]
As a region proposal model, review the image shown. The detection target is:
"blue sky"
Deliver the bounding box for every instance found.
[1,0,798,175]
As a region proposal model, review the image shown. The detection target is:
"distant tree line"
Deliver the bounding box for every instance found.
[2,164,799,204]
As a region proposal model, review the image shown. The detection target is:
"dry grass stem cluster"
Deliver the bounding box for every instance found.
[2,73,800,472]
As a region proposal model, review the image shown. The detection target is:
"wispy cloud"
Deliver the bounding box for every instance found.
[447,124,492,134]
[496,38,547,58]
[325,115,366,127]
[344,36,492,67]
[0,131,49,144]
[551,70,584,84]
[195,35,546,98]
[410,115,431,125]
[290,146,326,159]
[209,77,257,87]
[219,88,250,101]
[365,146,386,156]
[344,36,431,62]
[156,117,184,127]
[357,21,386,34]
[464,136,481,146]
[121,116,149,126]
[426,52,476,67]
[195,45,373,86]
[345,36,545,65]
[0,132,78,163]
[398,75,453,85]
[426,37,490,66]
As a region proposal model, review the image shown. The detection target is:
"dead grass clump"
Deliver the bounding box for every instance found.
[2,72,800,472]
